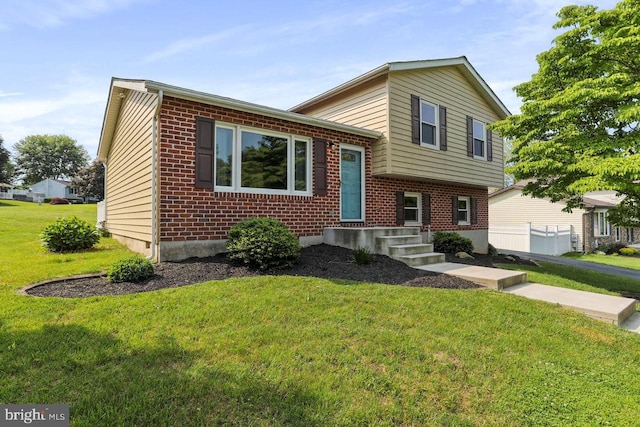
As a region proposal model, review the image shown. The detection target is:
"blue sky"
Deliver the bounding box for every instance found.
[0,0,618,158]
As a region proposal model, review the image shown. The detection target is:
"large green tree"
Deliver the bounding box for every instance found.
[0,135,15,185]
[14,134,89,185]
[71,159,105,201]
[492,0,640,227]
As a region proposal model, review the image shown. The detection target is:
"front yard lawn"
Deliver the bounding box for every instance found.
[563,251,640,271]
[2,200,640,426]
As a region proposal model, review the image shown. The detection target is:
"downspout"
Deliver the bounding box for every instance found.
[148,90,163,261]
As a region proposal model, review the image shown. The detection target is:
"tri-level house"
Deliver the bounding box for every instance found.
[97,57,509,261]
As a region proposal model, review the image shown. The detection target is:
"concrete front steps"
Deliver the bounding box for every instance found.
[504,282,637,327]
[376,235,445,266]
[416,263,527,290]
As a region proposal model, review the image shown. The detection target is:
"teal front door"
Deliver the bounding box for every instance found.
[340,147,363,221]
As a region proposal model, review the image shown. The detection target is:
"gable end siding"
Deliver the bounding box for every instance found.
[105,90,156,243]
[387,67,504,187]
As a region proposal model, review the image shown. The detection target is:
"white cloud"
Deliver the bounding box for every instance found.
[0,74,106,155]
[143,3,416,63]
[0,0,147,30]
[142,25,251,63]
[0,91,23,98]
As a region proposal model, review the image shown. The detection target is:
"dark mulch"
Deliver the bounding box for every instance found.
[25,244,536,298]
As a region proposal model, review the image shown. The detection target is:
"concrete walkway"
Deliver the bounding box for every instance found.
[501,250,640,280]
[417,262,639,332]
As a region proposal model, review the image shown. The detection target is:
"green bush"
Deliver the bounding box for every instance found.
[596,242,626,255]
[41,216,101,252]
[226,217,301,271]
[433,231,474,254]
[619,247,639,256]
[353,246,372,265]
[488,243,499,256]
[107,256,155,283]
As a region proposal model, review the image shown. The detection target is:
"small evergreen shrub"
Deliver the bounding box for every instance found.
[619,247,639,256]
[226,217,301,271]
[49,197,69,205]
[107,256,155,283]
[596,242,626,255]
[353,246,372,265]
[433,231,474,254]
[41,216,101,252]
[488,243,499,256]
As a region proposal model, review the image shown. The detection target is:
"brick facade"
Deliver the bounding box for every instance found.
[158,96,488,248]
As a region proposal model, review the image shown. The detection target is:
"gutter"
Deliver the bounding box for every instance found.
[148,90,163,261]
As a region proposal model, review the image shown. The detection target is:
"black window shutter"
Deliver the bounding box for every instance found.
[313,138,328,196]
[411,95,420,145]
[422,192,431,225]
[466,116,474,157]
[195,116,215,189]
[471,196,478,224]
[439,106,447,151]
[396,191,405,226]
[452,195,459,224]
[486,128,493,162]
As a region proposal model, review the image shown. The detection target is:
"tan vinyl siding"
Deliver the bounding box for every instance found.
[296,76,390,174]
[105,90,156,242]
[387,67,504,187]
[489,189,586,245]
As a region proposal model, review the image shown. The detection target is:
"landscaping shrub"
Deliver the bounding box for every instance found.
[226,217,300,271]
[596,242,626,255]
[107,256,155,283]
[619,247,639,256]
[353,246,372,265]
[433,231,474,254]
[488,243,499,256]
[49,197,69,205]
[41,216,101,252]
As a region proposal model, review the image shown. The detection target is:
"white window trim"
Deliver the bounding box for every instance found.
[214,122,312,196]
[420,99,439,149]
[594,209,610,237]
[473,119,486,160]
[404,192,421,226]
[339,143,366,222]
[458,196,470,225]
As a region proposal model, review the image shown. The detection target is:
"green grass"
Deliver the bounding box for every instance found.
[2,200,640,425]
[563,251,640,271]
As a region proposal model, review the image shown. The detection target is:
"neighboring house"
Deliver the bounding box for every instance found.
[489,182,639,253]
[98,57,509,261]
[30,179,79,201]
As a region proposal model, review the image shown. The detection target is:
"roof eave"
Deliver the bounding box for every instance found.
[290,56,511,119]
[143,80,381,139]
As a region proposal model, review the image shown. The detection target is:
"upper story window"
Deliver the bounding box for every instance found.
[207,121,311,195]
[420,101,438,148]
[411,95,447,151]
[594,209,610,237]
[466,116,492,161]
[473,120,486,160]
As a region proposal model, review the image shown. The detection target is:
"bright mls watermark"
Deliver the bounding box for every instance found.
[1,405,68,426]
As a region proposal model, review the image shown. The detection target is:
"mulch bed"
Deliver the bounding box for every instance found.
[24,244,536,298]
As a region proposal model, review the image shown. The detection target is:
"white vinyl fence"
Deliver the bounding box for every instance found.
[489,223,575,255]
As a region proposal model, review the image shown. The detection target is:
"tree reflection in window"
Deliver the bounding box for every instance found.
[241,132,287,190]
